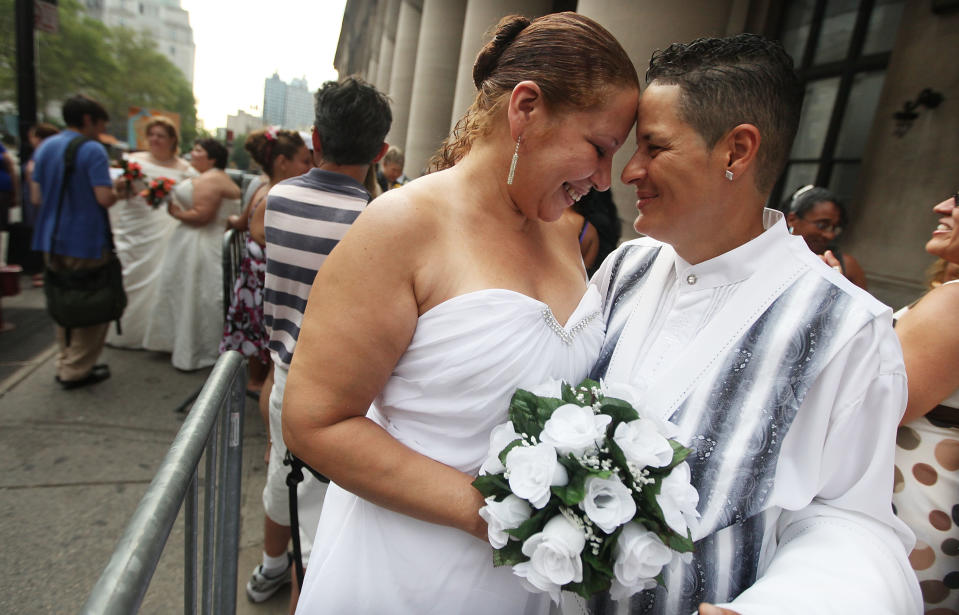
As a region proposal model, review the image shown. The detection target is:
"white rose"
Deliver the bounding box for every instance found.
[527,378,567,399]
[512,515,586,603]
[578,475,637,534]
[479,495,532,549]
[479,422,522,475]
[613,419,674,469]
[601,381,645,410]
[655,462,700,536]
[539,404,612,457]
[505,443,569,509]
[609,523,672,600]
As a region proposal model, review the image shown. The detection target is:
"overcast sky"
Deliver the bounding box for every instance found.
[179,0,346,130]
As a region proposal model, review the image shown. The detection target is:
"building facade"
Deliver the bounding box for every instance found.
[333,0,959,309]
[262,73,314,131]
[226,109,264,137]
[84,0,195,84]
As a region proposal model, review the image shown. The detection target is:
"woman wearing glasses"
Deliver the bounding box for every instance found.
[784,185,868,289]
[890,191,959,612]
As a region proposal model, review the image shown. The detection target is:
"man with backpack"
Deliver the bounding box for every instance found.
[31,95,120,389]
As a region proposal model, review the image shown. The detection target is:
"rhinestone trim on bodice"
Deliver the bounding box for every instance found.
[542,307,601,345]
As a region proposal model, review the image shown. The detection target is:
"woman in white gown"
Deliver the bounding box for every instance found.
[109,117,196,348]
[283,13,639,614]
[143,138,241,370]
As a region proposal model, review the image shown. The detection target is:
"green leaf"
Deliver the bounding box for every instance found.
[552,454,596,506]
[565,553,613,600]
[537,395,566,425]
[599,398,640,424]
[472,474,512,499]
[505,504,555,542]
[606,437,632,476]
[497,438,525,466]
[666,530,695,553]
[509,390,546,439]
[583,545,615,577]
[664,440,692,470]
[492,541,527,567]
[561,381,582,404]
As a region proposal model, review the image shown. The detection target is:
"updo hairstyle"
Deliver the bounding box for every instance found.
[245,128,306,179]
[429,12,639,172]
[144,116,180,154]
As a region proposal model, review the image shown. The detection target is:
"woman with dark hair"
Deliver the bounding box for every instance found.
[286,12,638,614]
[784,184,868,289]
[144,139,241,370]
[108,116,196,349]
[220,128,310,394]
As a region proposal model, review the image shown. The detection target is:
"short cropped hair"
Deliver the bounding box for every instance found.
[646,33,802,194]
[62,94,110,128]
[194,138,229,170]
[314,77,392,166]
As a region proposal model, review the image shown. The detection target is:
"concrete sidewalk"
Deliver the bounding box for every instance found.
[0,280,291,614]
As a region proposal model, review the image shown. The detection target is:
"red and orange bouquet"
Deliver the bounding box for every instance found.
[140,177,176,209]
[119,159,144,185]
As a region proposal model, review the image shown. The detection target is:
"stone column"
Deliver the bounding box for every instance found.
[403,0,468,177]
[385,0,423,153]
[448,0,553,132]
[375,0,402,92]
[576,0,735,239]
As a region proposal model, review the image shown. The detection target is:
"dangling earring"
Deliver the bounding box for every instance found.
[788,226,794,234]
[507,136,521,185]
[725,169,734,181]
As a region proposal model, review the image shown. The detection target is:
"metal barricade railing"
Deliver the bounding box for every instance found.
[81,351,248,615]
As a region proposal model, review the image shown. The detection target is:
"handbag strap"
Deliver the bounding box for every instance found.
[48,135,116,255]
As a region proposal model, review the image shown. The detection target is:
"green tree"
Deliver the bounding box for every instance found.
[230,133,251,171]
[1,0,197,151]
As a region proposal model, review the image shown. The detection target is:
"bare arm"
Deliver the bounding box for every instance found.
[248,188,268,246]
[895,282,959,424]
[282,198,487,539]
[841,252,868,290]
[94,185,118,208]
[169,175,221,226]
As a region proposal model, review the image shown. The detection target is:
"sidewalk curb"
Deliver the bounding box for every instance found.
[0,343,57,398]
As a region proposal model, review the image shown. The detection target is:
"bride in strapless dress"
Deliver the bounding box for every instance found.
[108,117,195,349]
[284,13,640,615]
[143,139,241,370]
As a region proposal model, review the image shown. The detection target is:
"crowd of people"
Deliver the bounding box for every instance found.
[7,10,956,615]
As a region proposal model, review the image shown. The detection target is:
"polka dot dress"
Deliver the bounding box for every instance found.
[893,414,959,613]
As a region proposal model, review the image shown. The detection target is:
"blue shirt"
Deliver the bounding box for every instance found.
[31,130,114,259]
[0,142,12,193]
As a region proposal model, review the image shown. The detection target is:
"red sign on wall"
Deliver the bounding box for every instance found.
[34,0,59,34]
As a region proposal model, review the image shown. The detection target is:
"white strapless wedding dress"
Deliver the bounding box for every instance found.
[107,158,196,349]
[295,286,605,615]
[142,179,240,370]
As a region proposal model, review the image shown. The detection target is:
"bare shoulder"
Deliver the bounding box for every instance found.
[353,173,448,245]
[912,282,959,319]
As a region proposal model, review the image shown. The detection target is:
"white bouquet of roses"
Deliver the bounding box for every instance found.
[472,378,699,603]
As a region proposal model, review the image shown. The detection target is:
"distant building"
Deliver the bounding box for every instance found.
[262,73,314,131]
[227,109,264,137]
[262,72,287,127]
[83,0,196,84]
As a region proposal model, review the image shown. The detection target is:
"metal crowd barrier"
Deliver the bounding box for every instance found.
[81,351,248,615]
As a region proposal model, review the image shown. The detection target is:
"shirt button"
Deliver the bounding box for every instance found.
[686,274,697,285]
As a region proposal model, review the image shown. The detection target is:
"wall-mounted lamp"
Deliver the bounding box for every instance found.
[893,88,944,137]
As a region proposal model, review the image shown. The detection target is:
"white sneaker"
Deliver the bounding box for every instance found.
[245,553,292,603]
